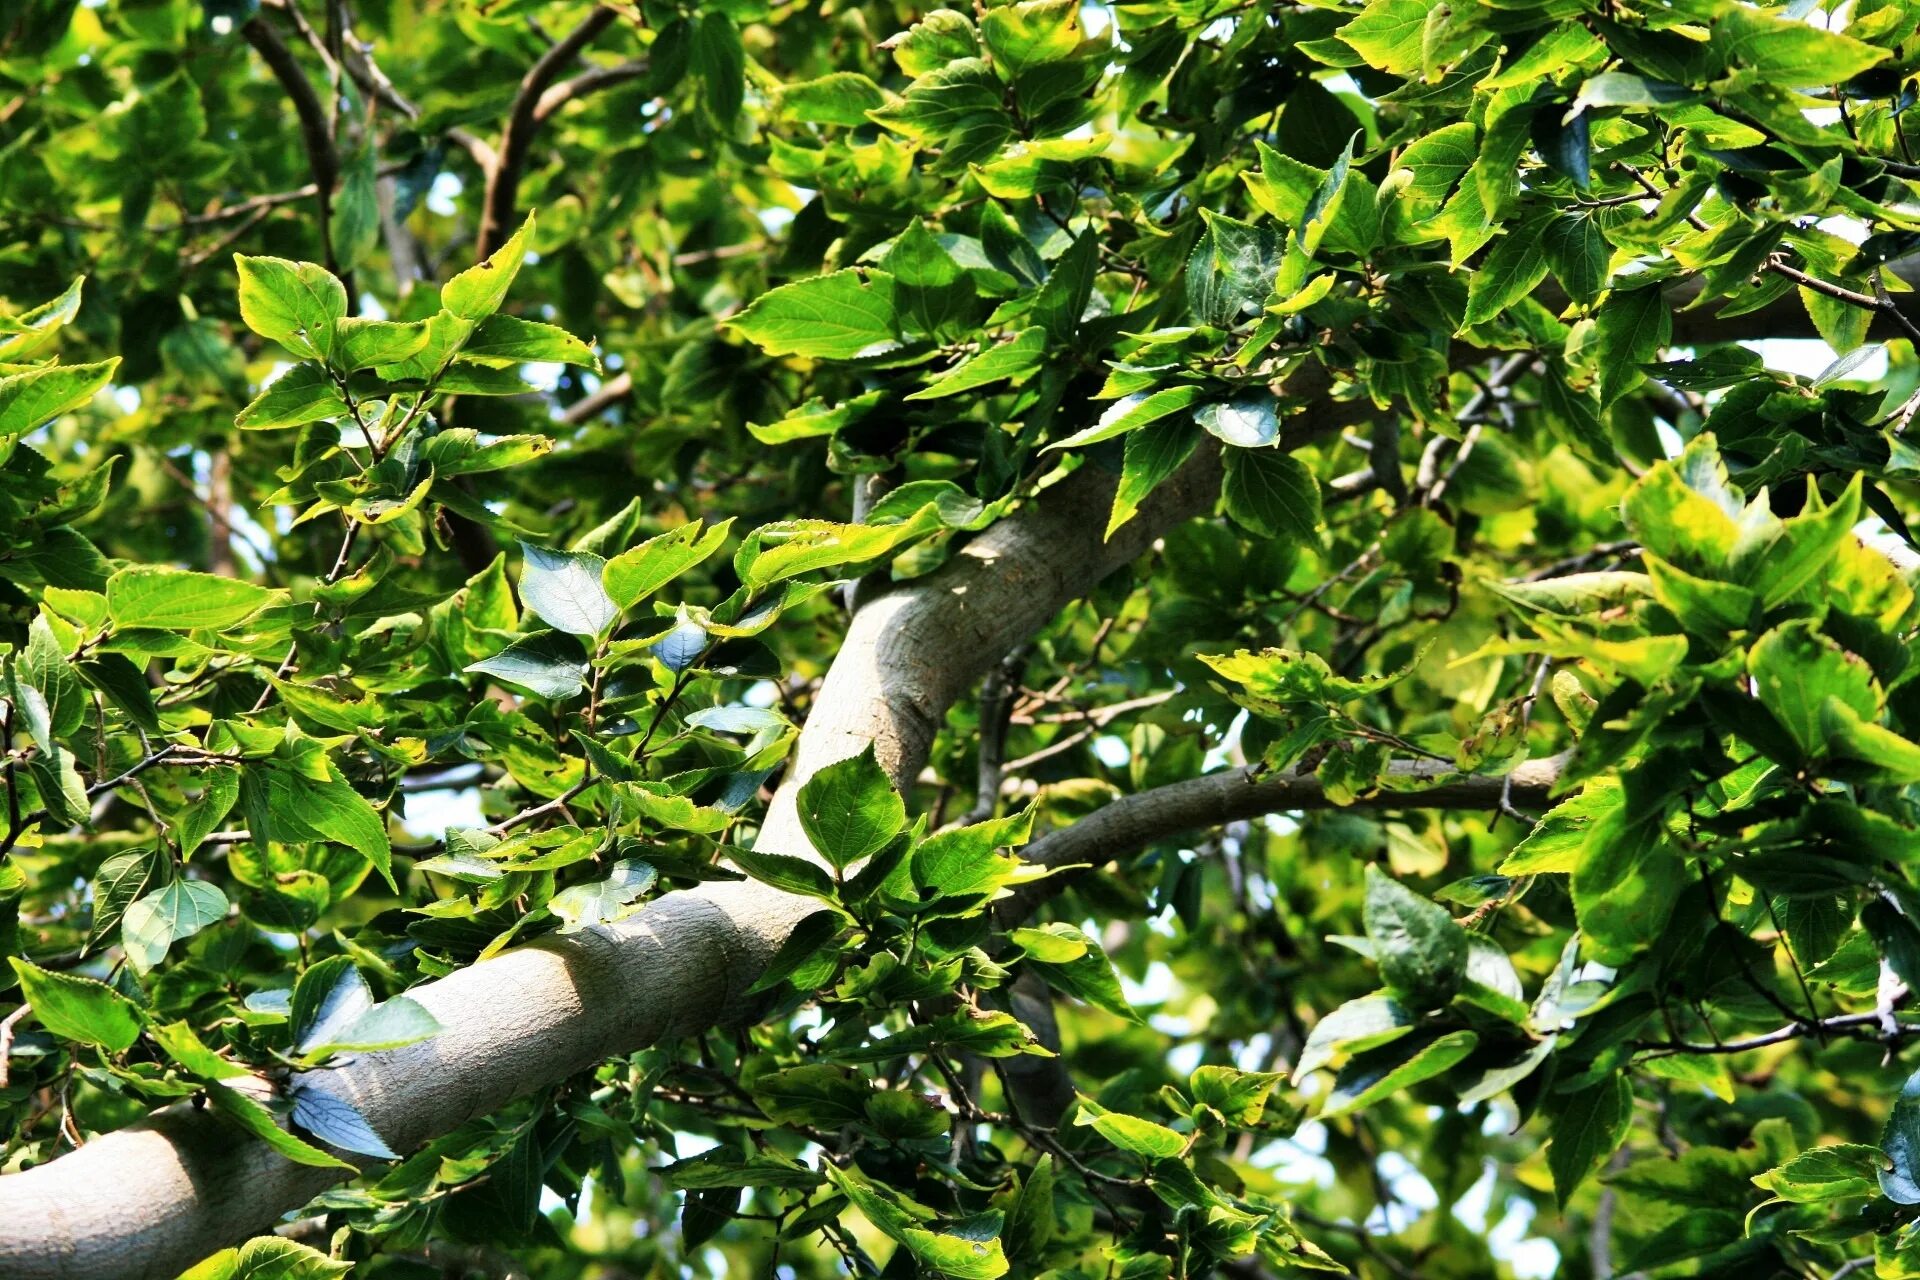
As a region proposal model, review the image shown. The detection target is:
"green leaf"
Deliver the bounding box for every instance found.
[1051,384,1206,450]
[733,508,943,588]
[725,270,899,360]
[0,359,120,439]
[7,957,143,1051]
[1748,619,1876,761]
[1322,1029,1477,1117]
[179,1236,353,1280]
[1362,865,1468,1009]
[1591,285,1671,406]
[1107,417,1200,538]
[85,846,170,956]
[980,0,1082,74]
[122,879,229,974]
[518,542,618,637]
[460,314,599,369]
[266,760,395,890]
[549,859,658,933]
[692,12,746,122]
[204,1080,354,1170]
[746,908,845,995]
[331,317,433,372]
[1464,217,1551,328]
[1294,992,1416,1080]
[234,255,347,361]
[1548,1075,1633,1205]
[106,566,278,630]
[466,631,591,700]
[906,327,1047,400]
[797,746,906,870]
[603,519,732,609]
[235,363,349,431]
[329,145,381,273]
[1713,6,1888,84]
[778,71,890,126]
[1074,1096,1185,1158]
[443,214,534,321]
[1222,447,1321,542]
[1187,211,1283,327]
[723,847,840,901]
[1339,0,1427,75]
[1754,1144,1882,1204]
[1195,396,1279,448]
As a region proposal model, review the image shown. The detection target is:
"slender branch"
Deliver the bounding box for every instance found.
[1000,754,1567,923]
[241,15,341,274]
[1633,1010,1920,1058]
[476,8,618,258]
[533,59,649,123]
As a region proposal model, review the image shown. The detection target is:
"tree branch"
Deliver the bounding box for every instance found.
[241,15,341,274]
[476,8,618,258]
[533,59,649,124]
[1001,754,1567,924]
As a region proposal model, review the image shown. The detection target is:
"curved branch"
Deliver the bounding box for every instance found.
[241,15,340,272]
[476,8,618,259]
[534,59,650,124]
[1001,754,1567,924]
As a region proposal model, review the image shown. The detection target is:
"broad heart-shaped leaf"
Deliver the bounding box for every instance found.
[1222,446,1321,542]
[178,1235,352,1280]
[1019,922,1139,1023]
[1548,1074,1633,1206]
[442,213,533,321]
[0,359,120,439]
[1195,396,1279,447]
[203,1080,354,1170]
[603,519,732,609]
[8,958,144,1051]
[233,254,347,361]
[106,566,278,630]
[652,613,709,672]
[331,317,433,373]
[289,1079,399,1160]
[122,879,229,974]
[1293,992,1416,1081]
[467,630,591,700]
[1362,865,1467,1010]
[724,269,899,359]
[797,745,906,869]
[1108,416,1200,538]
[235,363,348,430]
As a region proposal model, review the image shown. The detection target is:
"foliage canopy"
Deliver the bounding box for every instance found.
[14,0,1920,1276]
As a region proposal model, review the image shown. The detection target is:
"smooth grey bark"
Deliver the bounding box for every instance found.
[0,445,1238,1280]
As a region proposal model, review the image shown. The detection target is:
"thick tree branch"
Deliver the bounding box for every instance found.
[476,8,618,258]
